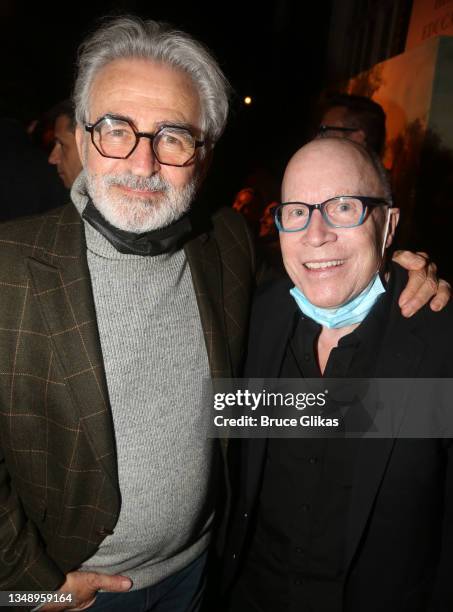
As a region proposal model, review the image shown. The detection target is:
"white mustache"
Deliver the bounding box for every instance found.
[103,173,170,193]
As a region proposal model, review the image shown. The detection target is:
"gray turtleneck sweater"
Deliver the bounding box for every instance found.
[71,175,213,590]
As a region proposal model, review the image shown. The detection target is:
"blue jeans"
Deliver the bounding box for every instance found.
[87,552,207,612]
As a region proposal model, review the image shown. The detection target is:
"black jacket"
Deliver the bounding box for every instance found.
[224,264,453,612]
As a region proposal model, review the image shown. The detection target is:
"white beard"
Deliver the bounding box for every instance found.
[84,171,197,233]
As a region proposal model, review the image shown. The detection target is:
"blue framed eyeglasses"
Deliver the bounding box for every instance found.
[272,196,392,232]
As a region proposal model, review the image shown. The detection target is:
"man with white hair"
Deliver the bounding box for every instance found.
[0,16,257,612]
[0,16,448,612]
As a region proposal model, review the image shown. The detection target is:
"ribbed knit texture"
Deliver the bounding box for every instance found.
[71,176,213,589]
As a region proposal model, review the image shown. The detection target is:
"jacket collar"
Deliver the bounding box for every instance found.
[26,203,119,489]
[344,264,426,572]
[25,198,231,489]
[245,267,426,570]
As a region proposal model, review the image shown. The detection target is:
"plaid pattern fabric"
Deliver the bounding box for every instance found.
[0,203,256,592]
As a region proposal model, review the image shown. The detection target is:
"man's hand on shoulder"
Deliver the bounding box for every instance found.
[393,250,451,317]
[39,570,132,611]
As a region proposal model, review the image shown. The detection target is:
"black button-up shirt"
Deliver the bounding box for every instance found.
[234,292,389,612]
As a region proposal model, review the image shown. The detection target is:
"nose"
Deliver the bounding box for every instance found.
[128,136,161,176]
[303,209,337,247]
[48,143,60,165]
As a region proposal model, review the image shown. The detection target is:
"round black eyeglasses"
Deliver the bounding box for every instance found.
[85,114,204,167]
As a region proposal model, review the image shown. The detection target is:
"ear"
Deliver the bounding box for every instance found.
[75,124,85,163]
[385,207,400,248]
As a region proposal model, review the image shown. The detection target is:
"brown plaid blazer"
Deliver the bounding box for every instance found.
[0,203,257,592]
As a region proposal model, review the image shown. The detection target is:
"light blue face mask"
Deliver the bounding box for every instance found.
[290,273,386,329]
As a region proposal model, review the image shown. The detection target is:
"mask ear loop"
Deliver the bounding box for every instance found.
[381,206,392,258]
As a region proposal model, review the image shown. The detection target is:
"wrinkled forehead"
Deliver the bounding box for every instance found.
[282,140,383,203]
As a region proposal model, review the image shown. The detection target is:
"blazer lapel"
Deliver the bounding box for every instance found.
[247,278,298,378]
[344,316,425,572]
[245,280,298,507]
[25,204,118,489]
[185,232,231,378]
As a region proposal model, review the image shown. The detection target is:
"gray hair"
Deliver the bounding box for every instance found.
[73,15,230,145]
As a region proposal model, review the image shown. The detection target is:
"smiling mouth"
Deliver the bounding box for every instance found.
[116,185,163,197]
[304,259,345,270]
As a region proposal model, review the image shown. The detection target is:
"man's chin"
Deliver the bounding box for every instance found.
[97,201,185,234]
[85,174,196,233]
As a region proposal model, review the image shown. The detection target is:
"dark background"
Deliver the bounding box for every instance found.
[0,0,333,206]
[10,0,449,278]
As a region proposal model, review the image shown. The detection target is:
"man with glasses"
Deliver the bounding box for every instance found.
[317,93,386,156]
[0,16,257,612]
[0,15,449,612]
[225,138,453,611]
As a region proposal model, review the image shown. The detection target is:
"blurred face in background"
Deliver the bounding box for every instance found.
[233,188,262,226]
[318,106,366,146]
[259,202,278,238]
[48,114,82,188]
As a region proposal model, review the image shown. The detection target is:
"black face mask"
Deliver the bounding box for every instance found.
[82,200,193,256]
